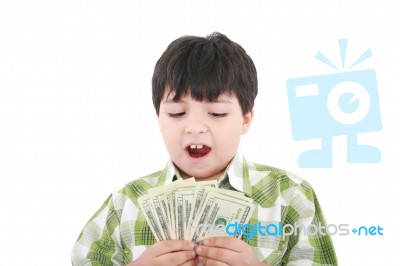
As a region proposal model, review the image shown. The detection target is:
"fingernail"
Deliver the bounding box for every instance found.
[189,242,195,249]
[196,246,203,254]
[203,239,209,245]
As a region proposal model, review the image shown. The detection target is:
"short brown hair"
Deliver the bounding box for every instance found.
[152,32,258,115]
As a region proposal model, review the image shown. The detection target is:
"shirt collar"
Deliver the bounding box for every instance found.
[163,160,182,185]
[164,152,252,197]
[224,152,252,197]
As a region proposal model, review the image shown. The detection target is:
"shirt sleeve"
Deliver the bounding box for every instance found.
[71,194,127,266]
[281,180,338,266]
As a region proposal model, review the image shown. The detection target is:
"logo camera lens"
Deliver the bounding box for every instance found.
[327,81,371,125]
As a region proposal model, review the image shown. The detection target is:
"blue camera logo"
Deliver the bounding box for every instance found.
[286,40,382,168]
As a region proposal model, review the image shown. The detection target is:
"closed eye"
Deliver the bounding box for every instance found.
[168,112,186,118]
[210,113,227,117]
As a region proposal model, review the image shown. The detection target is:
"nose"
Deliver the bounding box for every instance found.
[184,115,208,135]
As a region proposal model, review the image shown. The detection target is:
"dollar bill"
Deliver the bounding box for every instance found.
[137,195,165,241]
[150,190,172,240]
[171,178,197,239]
[139,179,183,241]
[138,178,255,243]
[186,180,217,239]
[190,191,255,242]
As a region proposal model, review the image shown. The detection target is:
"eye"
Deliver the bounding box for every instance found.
[168,112,186,118]
[210,113,227,118]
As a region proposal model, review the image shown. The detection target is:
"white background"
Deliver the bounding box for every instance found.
[1,0,399,265]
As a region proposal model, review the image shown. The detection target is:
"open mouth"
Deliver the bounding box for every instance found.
[187,144,212,158]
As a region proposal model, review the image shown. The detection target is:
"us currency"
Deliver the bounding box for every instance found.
[190,191,255,243]
[140,179,183,241]
[186,181,218,239]
[175,190,194,240]
[138,178,256,243]
[137,195,165,241]
[171,178,197,239]
[153,179,183,239]
[203,187,251,204]
[187,186,248,239]
[150,190,172,240]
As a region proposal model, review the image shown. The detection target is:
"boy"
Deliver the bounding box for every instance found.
[72,32,338,265]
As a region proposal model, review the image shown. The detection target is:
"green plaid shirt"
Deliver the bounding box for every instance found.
[72,153,337,265]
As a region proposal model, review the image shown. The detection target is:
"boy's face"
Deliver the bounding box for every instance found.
[158,89,253,181]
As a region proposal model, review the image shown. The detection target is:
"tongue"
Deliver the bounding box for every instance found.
[188,146,211,158]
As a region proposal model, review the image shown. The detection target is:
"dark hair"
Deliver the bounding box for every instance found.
[152,32,258,115]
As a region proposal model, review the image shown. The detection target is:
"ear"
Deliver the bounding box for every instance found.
[242,109,254,134]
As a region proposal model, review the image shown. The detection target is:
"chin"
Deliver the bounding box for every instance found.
[190,168,223,180]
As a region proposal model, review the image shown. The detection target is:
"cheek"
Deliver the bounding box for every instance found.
[215,122,243,146]
[161,129,177,144]
[159,119,175,134]
[159,122,181,147]
[159,122,172,142]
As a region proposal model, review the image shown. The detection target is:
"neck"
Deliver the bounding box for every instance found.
[180,170,225,182]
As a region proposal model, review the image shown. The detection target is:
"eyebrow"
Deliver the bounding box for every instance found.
[209,99,233,104]
[162,99,233,104]
[162,99,187,104]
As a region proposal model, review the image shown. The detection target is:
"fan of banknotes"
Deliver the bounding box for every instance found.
[138,177,256,244]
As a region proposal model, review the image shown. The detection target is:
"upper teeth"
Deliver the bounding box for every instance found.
[190,144,203,149]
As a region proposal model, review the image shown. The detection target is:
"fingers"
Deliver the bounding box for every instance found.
[178,258,198,266]
[197,255,230,266]
[195,237,258,266]
[149,240,195,257]
[195,245,236,265]
[132,241,196,266]
[158,250,196,266]
[203,237,246,252]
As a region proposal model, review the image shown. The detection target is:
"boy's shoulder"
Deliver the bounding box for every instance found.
[245,160,315,206]
[115,168,168,203]
[247,160,306,186]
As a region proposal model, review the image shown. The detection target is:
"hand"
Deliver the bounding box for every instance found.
[195,237,269,266]
[126,240,197,266]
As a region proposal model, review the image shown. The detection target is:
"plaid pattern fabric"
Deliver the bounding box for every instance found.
[72,153,338,265]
